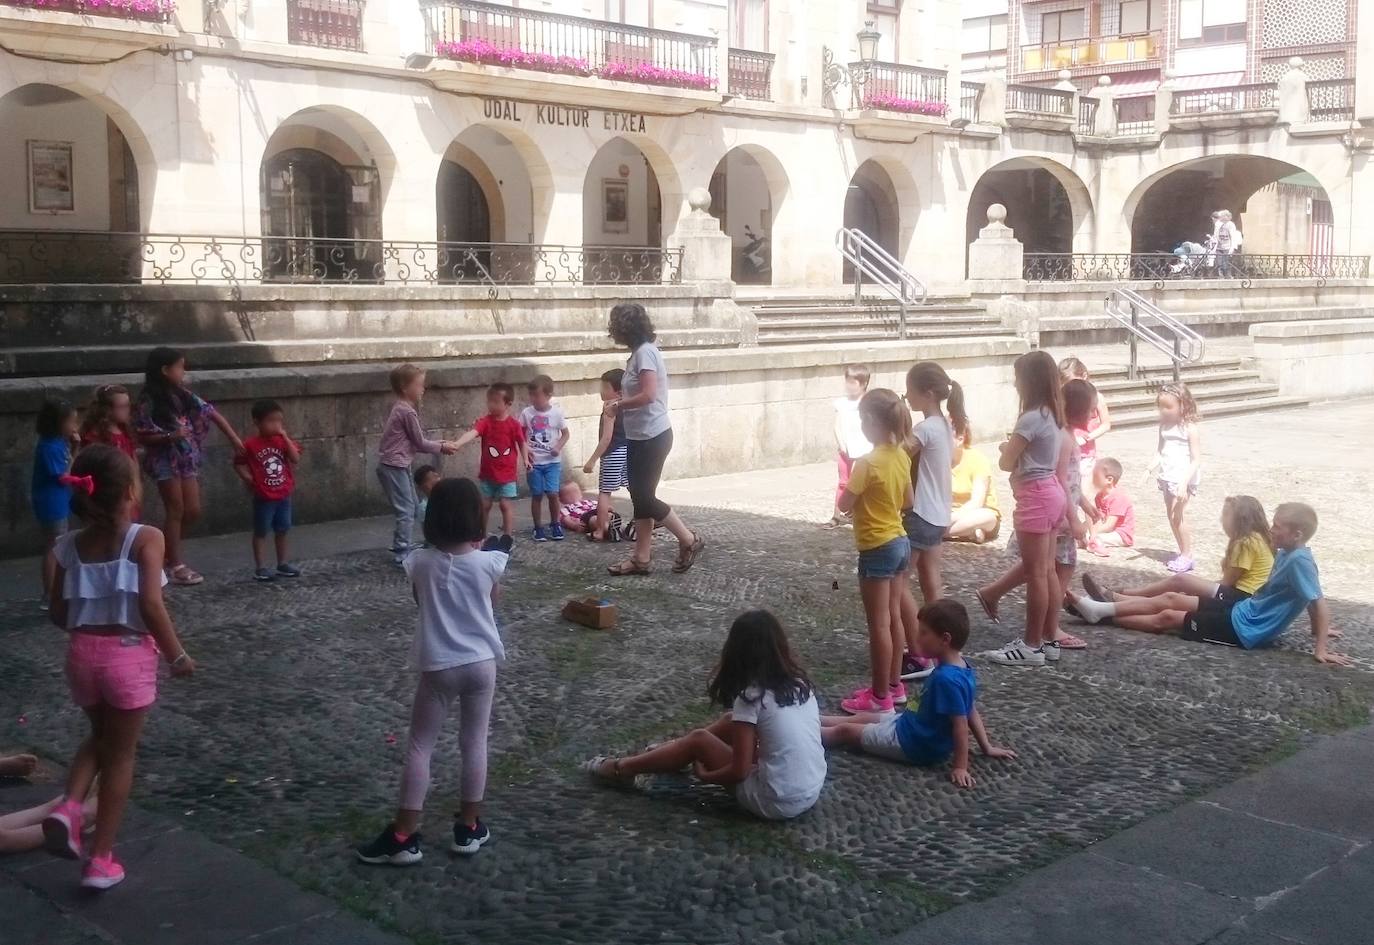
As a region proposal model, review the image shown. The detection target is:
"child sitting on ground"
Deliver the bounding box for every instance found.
[826,364,872,528]
[558,482,636,543]
[1068,502,1349,665]
[1083,494,1271,611]
[821,600,1015,788]
[453,383,524,553]
[0,756,98,856]
[581,369,630,542]
[1086,458,1134,555]
[355,478,509,865]
[583,610,826,821]
[233,399,303,582]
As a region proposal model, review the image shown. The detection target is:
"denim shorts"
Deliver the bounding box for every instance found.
[527,462,562,496]
[479,479,518,500]
[903,511,947,551]
[857,536,911,579]
[252,497,292,536]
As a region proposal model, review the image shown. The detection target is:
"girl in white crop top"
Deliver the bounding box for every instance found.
[42,444,195,892]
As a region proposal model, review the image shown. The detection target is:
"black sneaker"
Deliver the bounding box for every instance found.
[451,818,490,856]
[355,827,423,866]
[481,535,500,552]
[497,535,514,554]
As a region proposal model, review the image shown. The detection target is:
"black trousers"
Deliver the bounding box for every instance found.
[626,428,673,522]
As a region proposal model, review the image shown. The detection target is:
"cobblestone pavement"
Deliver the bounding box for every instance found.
[2,400,1373,945]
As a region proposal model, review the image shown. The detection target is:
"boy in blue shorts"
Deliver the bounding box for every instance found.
[520,374,569,542]
[1069,502,1351,665]
[821,600,1017,788]
[453,383,524,552]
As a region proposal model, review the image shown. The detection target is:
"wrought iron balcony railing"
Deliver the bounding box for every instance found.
[1077,97,1098,134]
[1306,78,1355,122]
[853,61,948,116]
[0,231,684,287]
[1171,83,1277,116]
[1114,95,1156,135]
[1006,83,1074,117]
[419,0,717,89]
[1020,31,1160,73]
[959,81,984,123]
[287,0,364,52]
[728,48,773,101]
[1024,252,1369,284]
[0,0,173,22]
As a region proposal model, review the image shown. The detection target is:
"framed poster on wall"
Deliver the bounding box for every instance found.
[28,141,75,214]
[602,178,630,234]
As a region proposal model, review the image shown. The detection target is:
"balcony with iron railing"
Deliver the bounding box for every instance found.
[0,0,174,22]
[1306,78,1355,123]
[1005,83,1075,128]
[287,0,364,52]
[959,81,984,123]
[1170,82,1277,129]
[418,0,717,92]
[1019,31,1160,75]
[1114,94,1155,135]
[0,0,179,61]
[853,61,948,117]
[728,48,773,101]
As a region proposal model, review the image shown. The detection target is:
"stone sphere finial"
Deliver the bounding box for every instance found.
[687,187,712,213]
[1289,56,1304,68]
[1098,75,1111,86]
[1058,69,1072,81]
[987,203,1007,226]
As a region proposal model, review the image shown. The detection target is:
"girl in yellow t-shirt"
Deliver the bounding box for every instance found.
[837,389,913,716]
[1083,495,1273,609]
[945,416,1001,544]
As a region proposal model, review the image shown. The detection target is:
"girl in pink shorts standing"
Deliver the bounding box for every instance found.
[42,444,196,890]
[979,351,1069,668]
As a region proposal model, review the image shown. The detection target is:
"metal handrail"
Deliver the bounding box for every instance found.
[1104,287,1204,384]
[835,227,927,339]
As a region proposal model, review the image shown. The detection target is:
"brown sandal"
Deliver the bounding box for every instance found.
[607,558,651,576]
[672,534,705,574]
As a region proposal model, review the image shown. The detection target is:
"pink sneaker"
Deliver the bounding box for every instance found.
[42,800,83,860]
[841,687,895,715]
[888,682,908,705]
[81,854,126,890]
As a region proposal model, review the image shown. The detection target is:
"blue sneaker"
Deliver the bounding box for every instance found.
[533,526,549,542]
[550,523,566,541]
[276,562,301,578]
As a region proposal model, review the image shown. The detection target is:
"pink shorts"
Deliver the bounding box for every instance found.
[66,632,159,711]
[1012,477,1068,535]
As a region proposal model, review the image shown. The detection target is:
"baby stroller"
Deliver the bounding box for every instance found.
[1168,241,1208,277]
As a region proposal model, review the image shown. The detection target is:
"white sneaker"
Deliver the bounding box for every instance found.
[1042,640,1062,663]
[982,639,1046,667]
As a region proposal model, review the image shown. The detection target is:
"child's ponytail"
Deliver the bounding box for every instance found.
[67,444,138,528]
[946,380,968,438]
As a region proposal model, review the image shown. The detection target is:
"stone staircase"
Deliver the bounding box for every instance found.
[747,294,1009,344]
[1092,358,1308,428]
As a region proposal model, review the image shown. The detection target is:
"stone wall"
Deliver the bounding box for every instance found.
[1250,318,1374,399]
[0,337,1026,557]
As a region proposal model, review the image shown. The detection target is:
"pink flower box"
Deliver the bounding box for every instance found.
[597,61,715,91]
[435,39,593,78]
[5,0,175,21]
[861,92,949,118]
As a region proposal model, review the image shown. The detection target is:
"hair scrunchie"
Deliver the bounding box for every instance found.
[58,474,96,496]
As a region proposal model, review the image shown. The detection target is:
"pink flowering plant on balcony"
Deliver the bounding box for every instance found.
[8,0,175,19]
[597,61,715,91]
[861,92,949,118]
[435,39,593,77]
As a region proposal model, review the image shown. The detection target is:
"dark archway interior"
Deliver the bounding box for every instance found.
[1129,157,1328,255]
[966,167,1073,260]
[261,148,378,281]
[843,162,899,284]
[437,162,492,244]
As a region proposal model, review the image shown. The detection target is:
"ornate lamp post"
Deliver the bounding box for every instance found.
[821,22,883,109]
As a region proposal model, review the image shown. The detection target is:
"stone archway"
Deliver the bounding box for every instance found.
[708,144,790,284]
[965,157,1094,270]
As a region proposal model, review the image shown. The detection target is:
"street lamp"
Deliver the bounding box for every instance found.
[822,21,885,109]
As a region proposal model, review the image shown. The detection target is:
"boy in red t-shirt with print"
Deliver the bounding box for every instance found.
[1086,457,1135,556]
[234,399,303,581]
[454,382,526,552]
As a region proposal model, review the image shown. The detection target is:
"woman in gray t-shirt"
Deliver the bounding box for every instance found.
[604,303,704,576]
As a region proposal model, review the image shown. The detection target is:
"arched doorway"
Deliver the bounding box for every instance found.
[708,146,788,285]
[436,125,538,282]
[965,160,1083,266]
[583,137,666,283]
[1128,156,1335,261]
[260,108,385,282]
[0,83,149,282]
[843,161,900,284]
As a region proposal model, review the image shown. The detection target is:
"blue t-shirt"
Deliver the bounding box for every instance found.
[31,436,72,524]
[1232,547,1323,649]
[894,662,977,765]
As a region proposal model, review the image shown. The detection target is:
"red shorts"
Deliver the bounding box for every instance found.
[66,631,159,711]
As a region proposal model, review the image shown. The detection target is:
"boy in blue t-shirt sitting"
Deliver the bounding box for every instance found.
[1068,502,1351,666]
[821,600,1017,788]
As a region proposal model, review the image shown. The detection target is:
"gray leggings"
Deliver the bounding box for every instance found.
[399,660,496,810]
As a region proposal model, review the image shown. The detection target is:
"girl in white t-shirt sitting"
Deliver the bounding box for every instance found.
[356,478,509,865]
[584,610,827,820]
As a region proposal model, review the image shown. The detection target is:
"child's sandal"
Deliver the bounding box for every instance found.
[581,756,632,784]
[607,558,651,576]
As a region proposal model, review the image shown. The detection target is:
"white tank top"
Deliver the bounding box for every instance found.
[53,524,166,633]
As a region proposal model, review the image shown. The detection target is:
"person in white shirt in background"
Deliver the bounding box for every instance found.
[825,364,872,529]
